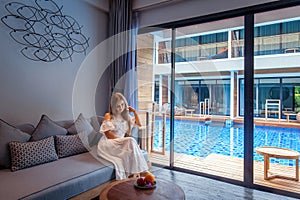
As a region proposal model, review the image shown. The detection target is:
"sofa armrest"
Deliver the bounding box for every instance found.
[131,126,140,144]
[131,126,151,167]
[131,126,148,151]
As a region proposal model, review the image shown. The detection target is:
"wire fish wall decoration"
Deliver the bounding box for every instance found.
[1,0,90,62]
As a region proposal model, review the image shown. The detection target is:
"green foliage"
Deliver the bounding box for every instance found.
[295,86,300,112]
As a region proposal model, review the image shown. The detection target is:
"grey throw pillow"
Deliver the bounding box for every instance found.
[89,116,101,132]
[0,119,31,168]
[9,136,58,171]
[30,115,68,141]
[55,134,88,158]
[67,113,101,147]
[66,113,90,135]
[15,123,35,135]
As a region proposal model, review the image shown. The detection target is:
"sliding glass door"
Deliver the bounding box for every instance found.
[136,17,246,180]
[136,3,300,198]
[137,29,171,167]
[253,6,300,194]
[170,17,245,181]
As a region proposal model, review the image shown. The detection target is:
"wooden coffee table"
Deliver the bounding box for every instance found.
[99,177,185,200]
[256,146,300,181]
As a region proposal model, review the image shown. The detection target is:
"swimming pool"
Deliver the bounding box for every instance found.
[153,118,300,166]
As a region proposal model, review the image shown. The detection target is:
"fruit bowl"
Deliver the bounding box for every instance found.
[134,180,156,189]
[134,173,156,189]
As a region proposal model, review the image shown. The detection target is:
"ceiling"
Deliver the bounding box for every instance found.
[83,0,181,12]
[82,0,299,39]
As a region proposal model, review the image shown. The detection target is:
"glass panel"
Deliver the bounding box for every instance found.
[254,6,300,194]
[202,80,216,84]
[171,16,244,181]
[158,40,171,64]
[295,86,300,112]
[259,78,280,84]
[137,29,172,166]
[282,77,300,84]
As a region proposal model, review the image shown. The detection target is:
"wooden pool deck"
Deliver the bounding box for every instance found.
[142,113,300,194]
[150,152,300,193]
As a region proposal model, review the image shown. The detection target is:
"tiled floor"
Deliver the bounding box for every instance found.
[151,166,298,200]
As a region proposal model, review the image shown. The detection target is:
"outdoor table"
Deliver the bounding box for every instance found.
[256,146,300,181]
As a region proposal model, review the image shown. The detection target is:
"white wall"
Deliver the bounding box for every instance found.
[138,0,279,28]
[0,0,108,125]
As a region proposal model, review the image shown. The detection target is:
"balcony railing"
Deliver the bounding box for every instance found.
[158,32,300,64]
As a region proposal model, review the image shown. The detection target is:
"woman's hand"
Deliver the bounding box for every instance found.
[128,106,136,113]
[128,106,141,127]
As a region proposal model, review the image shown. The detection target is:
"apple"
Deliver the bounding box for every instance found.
[136,177,145,186]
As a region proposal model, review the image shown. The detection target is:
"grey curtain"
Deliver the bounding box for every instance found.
[124,12,138,109]
[108,0,139,109]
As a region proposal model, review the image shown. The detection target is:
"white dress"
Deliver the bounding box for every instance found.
[97,117,148,180]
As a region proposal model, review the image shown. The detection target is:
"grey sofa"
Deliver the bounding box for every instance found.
[0,115,148,200]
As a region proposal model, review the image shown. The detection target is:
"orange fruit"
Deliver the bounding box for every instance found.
[104,113,111,120]
[144,173,155,184]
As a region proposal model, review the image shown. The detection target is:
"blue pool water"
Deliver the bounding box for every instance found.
[153,118,300,166]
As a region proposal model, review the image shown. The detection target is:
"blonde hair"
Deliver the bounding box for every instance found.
[110,92,131,136]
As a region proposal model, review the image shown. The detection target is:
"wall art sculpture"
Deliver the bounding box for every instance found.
[1,0,89,62]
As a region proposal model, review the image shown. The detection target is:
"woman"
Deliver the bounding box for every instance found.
[97,92,148,180]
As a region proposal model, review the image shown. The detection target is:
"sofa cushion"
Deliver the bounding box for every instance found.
[30,114,68,141]
[55,134,88,158]
[67,113,101,147]
[55,120,74,129]
[67,113,88,135]
[10,136,58,171]
[56,116,102,130]
[0,149,115,200]
[90,115,102,132]
[15,123,35,135]
[0,119,31,168]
